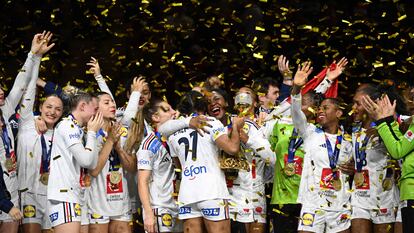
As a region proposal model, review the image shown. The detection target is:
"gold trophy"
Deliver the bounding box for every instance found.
[219,93,252,181]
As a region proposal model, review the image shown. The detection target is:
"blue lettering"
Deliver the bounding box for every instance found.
[49,212,59,222]
[138,159,150,165]
[179,207,191,214]
[183,165,207,179]
[202,208,220,216]
[69,133,81,140]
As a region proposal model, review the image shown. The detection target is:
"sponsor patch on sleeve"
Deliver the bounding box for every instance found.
[404,130,414,142]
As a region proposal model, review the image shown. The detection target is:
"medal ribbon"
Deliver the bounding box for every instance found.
[40,134,53,174]
[109,149,121,172]
[355,132,369,172]
[325,132,343,178]
[154,130,171,155]
[1,127,12,159]
[287,128,303,163]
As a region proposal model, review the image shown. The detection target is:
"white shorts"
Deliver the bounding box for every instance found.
[81,203,89,226]
[0,190,19,222]
[230,205,266,223]
[48,201,82,227]
[21,192,51,229]
[89,211,132,224]
[395,201,406,223]
[179,199,230,221]
[142,207,182,232]
[298,206,351,233]
[351,206,395,224]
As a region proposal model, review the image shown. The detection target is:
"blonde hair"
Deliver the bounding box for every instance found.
[124,109,145,154]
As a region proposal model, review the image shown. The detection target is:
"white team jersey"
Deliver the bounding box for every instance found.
[168,117,230,206]
[297,125,353,211]
[17,116,53,195]
[48,116,91,204]
[351,127,399,209]
[137,131,176,209]
[88,130,130,216]
[2,52,40,197]
[229,120,272,210]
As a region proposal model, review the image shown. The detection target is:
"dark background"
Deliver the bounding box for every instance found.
[0,0,413,106]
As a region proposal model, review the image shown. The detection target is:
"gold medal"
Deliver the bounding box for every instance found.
[382,178,393,191]
[109,171,121,184]
[84,174,91,187]
[331,178,342,191]
[284,163,296,176]
[39,173,49,185]
[5,158,14,171]
[354,172,365,187]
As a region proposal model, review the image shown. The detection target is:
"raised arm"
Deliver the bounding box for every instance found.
[291,62,313,138]
[213,117,243,155]
[314,57,348,94]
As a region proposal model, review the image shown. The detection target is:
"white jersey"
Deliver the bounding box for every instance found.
[291,94,352,211]
[2,52,41,196]
[229,120,274,210]
[17,119,53,195]
[137,131,176,209]
[351,126,399,209]
[168,117,230,206]
[47,116,97,204]
[88,130,131,216]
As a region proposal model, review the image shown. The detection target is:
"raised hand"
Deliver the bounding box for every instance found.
[293,61,313,87]
[378,94,396,119]
[131,76,148,93]
[87,112,104,132]
[326,57,348,81]
[189,115,213,136]
[278,55,293,79]
[361,95,381,120]
[31,31,55,55]
[86,57,101,77]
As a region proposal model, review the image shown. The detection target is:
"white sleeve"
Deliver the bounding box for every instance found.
[94,74,114,99]
[137,150,154,170]
[260,119,277,140]
[158,117,191,137]
[245,127,276,166]
[314,76,332,94]
[18,53,41,127]
[3,52,41,120]
[207,119,227,141]
[120,91,141,126]
[68,131,98,169]
[265,99,291,121]
[291,94,309,138]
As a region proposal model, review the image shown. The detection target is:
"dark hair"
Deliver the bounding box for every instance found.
[177,91,207,116]
[321,97,342,109]
[69,92,97,111]
[303,90,323,107]
[252,77,279,94]
[143,98,164,124]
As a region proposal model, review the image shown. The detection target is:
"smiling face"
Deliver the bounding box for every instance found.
[317,99,342,127]
[352,92,368,123]
[98,94,116,119]
[207,91,227,120]
[40,96,63,128]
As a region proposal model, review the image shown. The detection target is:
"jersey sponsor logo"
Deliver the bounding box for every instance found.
[183,165,207,180]
[237,209,252,217]
[405,130,414,142]
[49,212,59,222]
[212,127,225,140]
[161,213,173,227]
[301,212,315,226]
[68,133,81,140]
[91,213,104,219]
[179,207,191,214]
[336,213,350,225]
[138,159,150,165]
[73,203,82,217]
[320,168,340,190]
[202,208,220,216]
[23,205,36,218]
